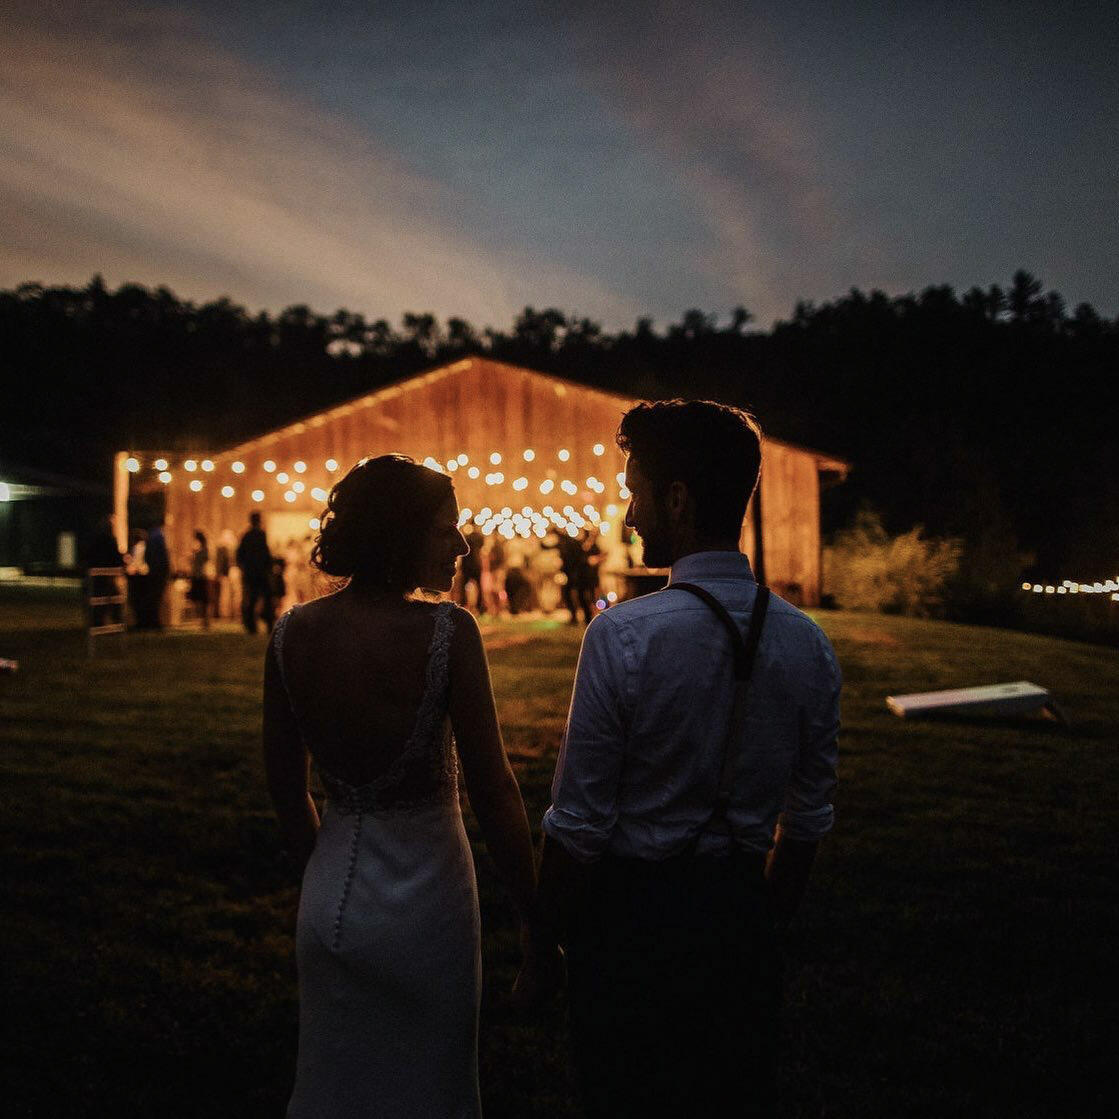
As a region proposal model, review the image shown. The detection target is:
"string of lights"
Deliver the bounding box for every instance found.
[1021,579,1119,603]
[122,445,630,540]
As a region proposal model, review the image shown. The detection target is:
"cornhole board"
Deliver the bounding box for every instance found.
[886,681,1059,720]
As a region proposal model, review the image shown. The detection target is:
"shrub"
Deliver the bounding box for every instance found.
[823,507,961,616]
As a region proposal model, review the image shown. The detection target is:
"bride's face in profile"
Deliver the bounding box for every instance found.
[417,493,470,592]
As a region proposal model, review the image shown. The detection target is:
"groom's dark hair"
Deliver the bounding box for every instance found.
[616,399,762,540]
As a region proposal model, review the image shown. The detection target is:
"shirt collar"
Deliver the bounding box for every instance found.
[668,550,755,584]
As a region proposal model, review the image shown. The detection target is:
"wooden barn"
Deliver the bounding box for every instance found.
[117,358,847,607]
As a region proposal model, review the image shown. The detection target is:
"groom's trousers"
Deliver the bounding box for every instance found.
[565,850,781,1119]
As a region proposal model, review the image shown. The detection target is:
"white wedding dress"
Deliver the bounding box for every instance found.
[273,601,482,1118]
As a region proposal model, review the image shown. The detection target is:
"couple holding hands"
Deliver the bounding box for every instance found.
[264,399,840,1118]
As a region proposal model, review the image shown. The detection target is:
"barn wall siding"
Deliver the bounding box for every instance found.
[152,360,830,604]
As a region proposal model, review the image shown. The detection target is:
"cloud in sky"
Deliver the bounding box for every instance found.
[2,1,1116,329]
[568,0,1119,320]
[0,3,643,327]
[567,1,855,321]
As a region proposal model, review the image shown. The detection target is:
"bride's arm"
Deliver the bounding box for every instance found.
[448,607,538,922]
[262,637,320,872]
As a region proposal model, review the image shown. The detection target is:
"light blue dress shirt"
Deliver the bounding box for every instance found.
[542,551,840,862]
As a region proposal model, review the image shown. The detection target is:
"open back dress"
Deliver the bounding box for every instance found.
[273,600,482,1118]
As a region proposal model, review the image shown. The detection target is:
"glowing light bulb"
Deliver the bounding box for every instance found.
[539,479,555,494]
[276,471,289,484]
[592,443,605,456]
[284,491,296,503]
[251,489,265,502]
[467,466,480,479]
[293,460,306,473]
[201,459,214,472]
[221,485,234,498]
[189,479,203,492]
[263,460,276,473]
[309,517,321,531]
[154,458,168,471]
[158,471,172,484]
[292,480,305,493]
[446,460,459,472]
[231,461,245,474]
[325,458,338,472]
[184,460,198,472]
[513,477,528,491]
[124,457,141,473]
[561,480,577,495]
[457,454,468,466]
[558,449,570,462]
[523,449,535,462]
[311,487,327,502]
[490,452,502,465]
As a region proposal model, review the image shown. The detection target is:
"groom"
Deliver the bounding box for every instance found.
[536,399,840,1117]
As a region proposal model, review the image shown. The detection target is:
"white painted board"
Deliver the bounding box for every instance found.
[886,681,1050,718]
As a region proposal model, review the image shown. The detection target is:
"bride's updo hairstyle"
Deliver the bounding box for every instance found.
[311,454,454,592]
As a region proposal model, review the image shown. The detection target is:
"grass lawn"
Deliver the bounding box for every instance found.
[1,590,1116,1117]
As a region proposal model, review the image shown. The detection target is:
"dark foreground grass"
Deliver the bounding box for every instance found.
[1,591,1116,1117]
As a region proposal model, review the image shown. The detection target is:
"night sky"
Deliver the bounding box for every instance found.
[3,0,1116,328]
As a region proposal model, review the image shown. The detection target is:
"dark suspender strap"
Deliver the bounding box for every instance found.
[670,582,769,681]
[669,581,771,848]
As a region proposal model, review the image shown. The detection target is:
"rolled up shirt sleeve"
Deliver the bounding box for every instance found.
[542,613,630,863]
[781,629,841,841]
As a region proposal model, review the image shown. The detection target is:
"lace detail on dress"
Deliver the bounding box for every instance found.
[273,602,459,817]
[272,607,296,700]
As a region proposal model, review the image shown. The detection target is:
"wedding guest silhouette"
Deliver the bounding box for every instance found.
[236,511,274,633]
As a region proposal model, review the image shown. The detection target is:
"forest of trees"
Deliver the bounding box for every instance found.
[2,271,1116,627]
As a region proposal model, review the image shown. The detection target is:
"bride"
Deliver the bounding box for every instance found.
[263,454,553,1117]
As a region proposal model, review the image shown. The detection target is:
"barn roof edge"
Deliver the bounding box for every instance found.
[187,358,849,471]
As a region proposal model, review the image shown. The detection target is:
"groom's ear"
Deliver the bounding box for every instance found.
[665,480,689,524]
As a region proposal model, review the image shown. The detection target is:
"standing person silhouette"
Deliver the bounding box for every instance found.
[457,525,485,613]
[237,511,274,634]
[141,518,170,630]
[531,400,841,1117]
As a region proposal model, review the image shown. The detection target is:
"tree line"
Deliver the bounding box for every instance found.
[2,271,1116,620]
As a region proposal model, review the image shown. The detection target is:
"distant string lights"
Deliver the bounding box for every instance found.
[1021,578,1119,603]
[121,444,630,539]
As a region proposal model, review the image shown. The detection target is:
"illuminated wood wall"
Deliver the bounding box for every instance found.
[126,358,842,605]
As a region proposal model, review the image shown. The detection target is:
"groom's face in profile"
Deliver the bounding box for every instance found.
[623,458,672,568]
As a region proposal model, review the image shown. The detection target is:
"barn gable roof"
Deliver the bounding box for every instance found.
[217,357,848,475]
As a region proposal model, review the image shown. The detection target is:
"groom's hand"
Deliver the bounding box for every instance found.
[511,925,566,1011]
